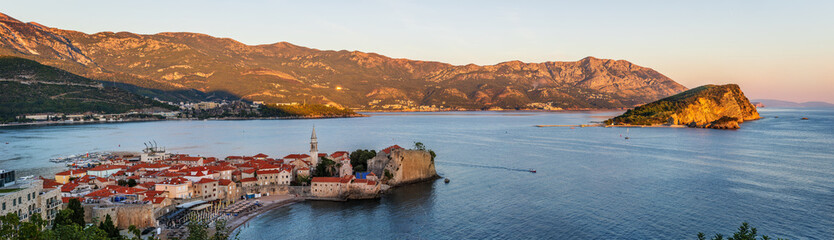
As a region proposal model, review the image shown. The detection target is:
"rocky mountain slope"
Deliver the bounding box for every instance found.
[606,84,760,129]
[0,56,176,123]
[0,12,687,109]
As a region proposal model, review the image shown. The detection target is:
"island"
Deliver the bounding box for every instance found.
[605,84,761,129]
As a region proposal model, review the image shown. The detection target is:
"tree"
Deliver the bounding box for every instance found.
[0,213,20,239]
[19,213,47,240]
[126,179,138,187]
[313,157,337,177]
[349,149,376,172]
[697,222,788,240]
[414,142,426,150]
[127,225,142,240]
[186,221,208,240]
[53,208,75,228]
[67,198,85,226]
[98,214,119,239]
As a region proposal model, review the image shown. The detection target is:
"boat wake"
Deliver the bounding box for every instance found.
[435,161,535,173]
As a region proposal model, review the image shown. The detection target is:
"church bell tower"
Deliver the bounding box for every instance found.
[310,126,318,167]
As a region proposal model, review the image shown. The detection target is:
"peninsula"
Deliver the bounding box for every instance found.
[605,84,761,129]
[5,127,437,239]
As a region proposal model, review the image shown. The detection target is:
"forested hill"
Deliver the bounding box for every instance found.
[0,56,176,123]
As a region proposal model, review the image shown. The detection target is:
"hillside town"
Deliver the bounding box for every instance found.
[0,127,435,239]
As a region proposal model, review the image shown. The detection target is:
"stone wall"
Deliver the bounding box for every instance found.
[87,204,156,229]
[384,149,438,186]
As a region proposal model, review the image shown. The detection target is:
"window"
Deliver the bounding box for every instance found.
[2,202,5,210]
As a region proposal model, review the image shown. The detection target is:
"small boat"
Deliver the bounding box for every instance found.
[624,128,630,139]
[801,117,809,120]
[529,169,537,173]
[444,178,450,183]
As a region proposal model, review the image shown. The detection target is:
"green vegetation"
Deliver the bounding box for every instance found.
[294,175,311,185]
[313,157,337,177]
[0,56,177,123]
[697,222,787,240]
[98,215,119,239]
[1,212,110,240]
[606,84,751,126]
[185,219,237,240]
[383,169,393,180]
[0,188,21,193]
[117,179,138,187]
[349,149,376,172]
[413,142,436,161]
[259,104,358,118]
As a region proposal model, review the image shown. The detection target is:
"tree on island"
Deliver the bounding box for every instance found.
[349,149,376,172]
[313,157,337,177]
[697,222,787,240]
[413,142,436,161]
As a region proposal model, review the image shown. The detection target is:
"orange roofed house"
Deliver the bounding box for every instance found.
[155,177,192,199]
[55,169,86,184]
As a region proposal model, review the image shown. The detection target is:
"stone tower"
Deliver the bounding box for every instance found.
[310,126,318,167]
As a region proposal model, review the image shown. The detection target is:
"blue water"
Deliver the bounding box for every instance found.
[1,109,832,239]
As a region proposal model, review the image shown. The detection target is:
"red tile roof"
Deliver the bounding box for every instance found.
[61,182,79,192]
[312,177,342,183]
[40,177,62,189]
[256,169,282,175]
[218,179,234,186]
[147,196,168,204]
[85,189,115,198]
[283,154,310,159]
[61,197,82,203]
[382,145,403,154]
[253,153,269,158]
[331,151,349,158]
[178,156,204,162]
[240,177,257,183]
[56,169,87,176]
[194,178,218,184]
[158,177,190,185]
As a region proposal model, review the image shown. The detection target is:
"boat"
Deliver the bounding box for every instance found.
[624,128,630,139]
[529,169,536,173]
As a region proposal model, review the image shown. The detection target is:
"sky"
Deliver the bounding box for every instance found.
[4,0,833,102]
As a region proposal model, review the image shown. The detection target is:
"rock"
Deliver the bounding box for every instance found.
[380,149,438,187]
[607,84,760,129]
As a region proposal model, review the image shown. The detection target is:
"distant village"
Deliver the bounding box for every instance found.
[0,127,435,239]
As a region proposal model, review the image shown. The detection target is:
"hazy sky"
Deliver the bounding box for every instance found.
[4,1,833,102]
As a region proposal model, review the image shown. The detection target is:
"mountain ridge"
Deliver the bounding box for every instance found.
[0,12,687,110]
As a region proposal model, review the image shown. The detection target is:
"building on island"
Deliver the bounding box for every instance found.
[310,126,319,167]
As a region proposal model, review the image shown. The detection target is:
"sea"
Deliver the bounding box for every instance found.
[0,108,832,239]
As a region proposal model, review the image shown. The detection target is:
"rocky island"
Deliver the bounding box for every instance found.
[605,84,760,129]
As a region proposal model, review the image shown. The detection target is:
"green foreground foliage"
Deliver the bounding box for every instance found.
[697,222,787,240]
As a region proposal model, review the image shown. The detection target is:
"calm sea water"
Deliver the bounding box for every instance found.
[1,109,832,239]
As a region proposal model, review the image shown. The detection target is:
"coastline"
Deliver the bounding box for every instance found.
[227,195,303,232]
[0,114,367,128]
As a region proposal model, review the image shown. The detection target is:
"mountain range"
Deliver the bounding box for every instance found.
[0,56,175,122]
[0,12,687,110]
[751,99,834,108]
